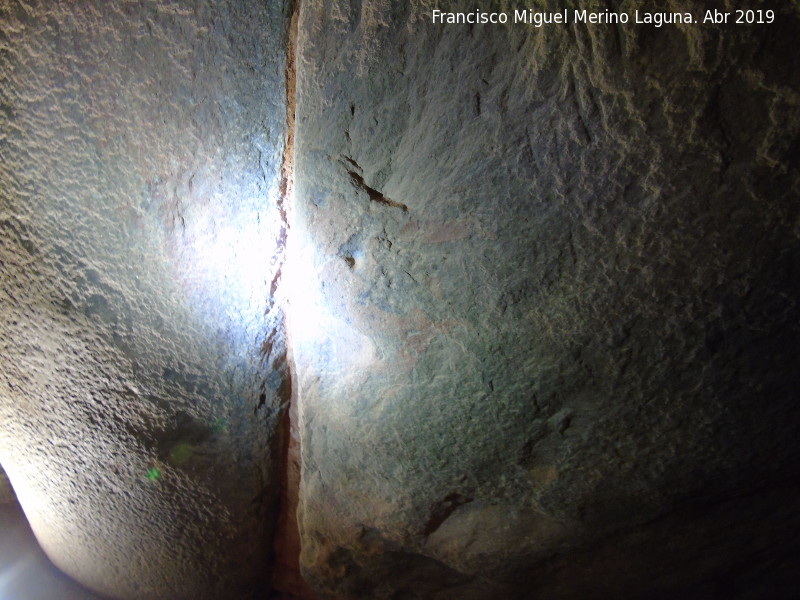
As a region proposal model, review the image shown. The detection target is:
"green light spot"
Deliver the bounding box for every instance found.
[212,418,229,433]
[146,467,161,480]
[169,442,193,465]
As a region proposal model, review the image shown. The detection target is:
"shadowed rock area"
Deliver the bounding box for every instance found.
[291,1,800,598]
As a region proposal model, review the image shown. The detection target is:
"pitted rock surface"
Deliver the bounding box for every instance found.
[291,2,800,598]
[2,1,800,599]
[0,1,291,598]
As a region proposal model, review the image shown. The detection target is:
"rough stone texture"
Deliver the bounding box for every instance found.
[292,2,800,598]
[0,1,290,598]
[0,464,14,503]
[3,1,800,598]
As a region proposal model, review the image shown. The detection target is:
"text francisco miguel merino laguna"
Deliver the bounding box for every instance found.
[432,8,739,27]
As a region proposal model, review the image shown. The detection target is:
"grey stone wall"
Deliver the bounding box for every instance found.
[292,2,800,598]
[2,1,800,598]
[0,1,290,598]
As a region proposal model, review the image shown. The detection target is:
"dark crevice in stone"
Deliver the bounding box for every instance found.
[346,168,409,212]
[422,493,473,537]
[270,1,318,598]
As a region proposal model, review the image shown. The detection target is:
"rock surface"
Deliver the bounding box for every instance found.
[3,1,800,598]
[0,464,14,503]
[291,2,800,598]
[0,1,291,598]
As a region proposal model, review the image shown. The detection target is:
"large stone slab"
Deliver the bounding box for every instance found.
[0,1,291,598]
[291,2,800,598]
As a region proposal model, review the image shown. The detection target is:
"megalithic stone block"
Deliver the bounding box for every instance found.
[291,1,800,598]
[0,1,292,598]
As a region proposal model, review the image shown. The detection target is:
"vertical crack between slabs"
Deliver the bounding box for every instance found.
[270,1,318,599]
